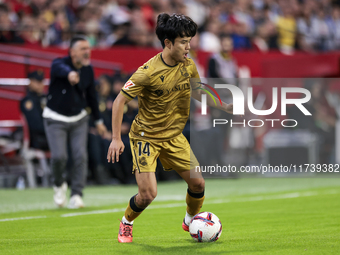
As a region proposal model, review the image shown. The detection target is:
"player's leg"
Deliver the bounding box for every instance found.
[119,171,157,243]
[118,137,159,243]
[124,171,157,222]
[176,169,205,231]
[159,133,204,231]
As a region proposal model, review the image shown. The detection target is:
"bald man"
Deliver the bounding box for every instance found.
[43,36,107,209]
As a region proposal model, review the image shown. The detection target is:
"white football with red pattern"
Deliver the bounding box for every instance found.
[189,212,222,242]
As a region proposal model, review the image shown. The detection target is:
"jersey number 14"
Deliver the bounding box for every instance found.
[137,142,150,157]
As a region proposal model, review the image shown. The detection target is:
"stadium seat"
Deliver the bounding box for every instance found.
[0,120,23,172]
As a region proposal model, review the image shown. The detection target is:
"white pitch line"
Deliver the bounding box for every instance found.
[59,190,331,218]
[0,216,47,222]
[61,208,126,217]
[1,190,339,222]
[60,203,186,218]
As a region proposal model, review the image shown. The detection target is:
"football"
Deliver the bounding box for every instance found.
[189,212,222,242]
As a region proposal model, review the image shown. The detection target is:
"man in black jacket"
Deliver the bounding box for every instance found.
[43,36,107,209]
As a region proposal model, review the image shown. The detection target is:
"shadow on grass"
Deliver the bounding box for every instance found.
[127,240,236,255]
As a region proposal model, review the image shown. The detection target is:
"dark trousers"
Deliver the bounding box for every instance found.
[44,115,89,196]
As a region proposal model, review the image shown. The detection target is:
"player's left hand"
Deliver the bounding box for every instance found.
[107,138,125,163]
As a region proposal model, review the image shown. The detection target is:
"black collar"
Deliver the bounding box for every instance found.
[160,53,177,68]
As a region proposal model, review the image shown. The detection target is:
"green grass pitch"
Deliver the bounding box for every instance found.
[0,178,339,255]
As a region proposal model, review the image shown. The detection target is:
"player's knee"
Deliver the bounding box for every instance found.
[190,179,205,193]
[196,178,205,192]
[138,190,157,207]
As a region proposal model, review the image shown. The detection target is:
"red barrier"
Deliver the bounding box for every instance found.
[0,97,21,120]
[261,52,340,78]
[1,45,340,78]
[1,45,340,121]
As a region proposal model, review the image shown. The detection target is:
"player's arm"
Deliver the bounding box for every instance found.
[107,93,130,163]
[107,68,149,163]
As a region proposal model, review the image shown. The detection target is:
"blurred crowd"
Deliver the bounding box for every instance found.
[1,0,340,53]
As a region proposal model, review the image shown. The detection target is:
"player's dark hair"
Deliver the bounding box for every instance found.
[156,13,197,48]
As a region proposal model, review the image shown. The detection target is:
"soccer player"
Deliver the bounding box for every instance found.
[107,13,233,243]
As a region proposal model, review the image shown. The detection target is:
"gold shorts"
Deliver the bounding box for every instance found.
[129,133,200,173]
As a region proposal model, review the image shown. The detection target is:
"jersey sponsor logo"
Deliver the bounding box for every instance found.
[123,80,135,90]
[160,75,165,82]
[165,83,190,94]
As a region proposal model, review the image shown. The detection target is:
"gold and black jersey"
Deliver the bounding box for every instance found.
[120,53,201,141]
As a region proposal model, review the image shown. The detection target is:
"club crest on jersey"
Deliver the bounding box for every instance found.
[155,90,164,96]
[123,80,135,90]
[139,156,147,166]
[180,67,189,78]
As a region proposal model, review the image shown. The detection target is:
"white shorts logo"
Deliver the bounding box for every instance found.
[123,80,135,90]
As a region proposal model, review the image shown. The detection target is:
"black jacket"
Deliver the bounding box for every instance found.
[46,56,101,121]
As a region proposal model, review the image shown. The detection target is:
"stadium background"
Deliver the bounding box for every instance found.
[0,1,340,254]
[1,0,340,186]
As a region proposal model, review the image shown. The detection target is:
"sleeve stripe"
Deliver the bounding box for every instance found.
[121,90,134,99]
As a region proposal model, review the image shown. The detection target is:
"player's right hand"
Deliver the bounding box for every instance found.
[107,138,125,163]
[68,71,80,85]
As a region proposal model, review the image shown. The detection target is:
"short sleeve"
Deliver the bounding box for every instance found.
[120,68,150,100]
[190,60,202,90]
